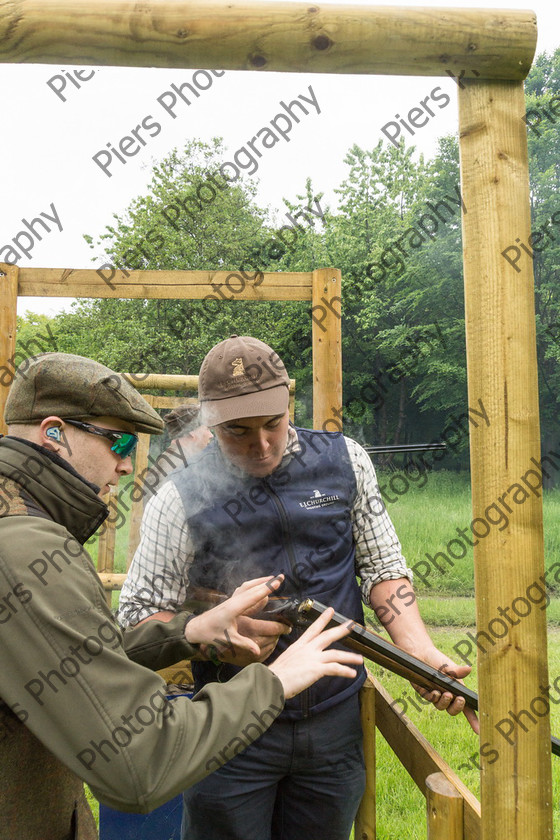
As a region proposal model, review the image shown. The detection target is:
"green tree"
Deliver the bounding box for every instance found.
[313,139,468,454]
[57,140,288,377]
[14,312,59,363]
[524,48,560,453]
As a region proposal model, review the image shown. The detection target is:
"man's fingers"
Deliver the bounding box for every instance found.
[436,693,463,713]
[321,649,363,667]
[320,664,359,679]
[440,663,471,680]
[228,575,284,615]
[298,608,355,646]
[223,631,261,656]
[313,619,361,649]
[464,707,480,734]
[240,617,290,637]
[234,574,284,595]
[294,607,334,640]
[414,681,479,732]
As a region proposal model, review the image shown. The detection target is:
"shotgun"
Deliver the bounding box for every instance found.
[213,593,560,758]
[183,587,560,756]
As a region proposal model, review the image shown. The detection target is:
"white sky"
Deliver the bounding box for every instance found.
[1,0,558,318]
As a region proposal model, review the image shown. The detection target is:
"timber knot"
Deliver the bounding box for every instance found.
[313,34,332,51]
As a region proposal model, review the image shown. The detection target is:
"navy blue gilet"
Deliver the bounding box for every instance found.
[172,426,366,718]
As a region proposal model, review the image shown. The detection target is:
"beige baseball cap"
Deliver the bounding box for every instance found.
[198,336,290,426]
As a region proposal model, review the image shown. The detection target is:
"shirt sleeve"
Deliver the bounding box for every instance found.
[117,481,193,626]
[345,437,414,604]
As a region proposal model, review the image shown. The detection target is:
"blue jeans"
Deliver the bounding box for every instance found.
[181,692,365,840]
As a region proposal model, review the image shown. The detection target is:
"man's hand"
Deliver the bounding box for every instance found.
[409,645,479,734]
[233,614,290,663]
[184,575,291,666]
[268,609,363,699]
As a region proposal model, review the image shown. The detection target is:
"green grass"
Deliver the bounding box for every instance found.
[380,469,560,597]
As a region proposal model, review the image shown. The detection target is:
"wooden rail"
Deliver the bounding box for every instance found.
[0,2,537,80]
[14,268,313,301]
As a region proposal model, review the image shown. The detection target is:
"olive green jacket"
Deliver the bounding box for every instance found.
[0,436,284,839]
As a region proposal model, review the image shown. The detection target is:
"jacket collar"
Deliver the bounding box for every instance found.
[0,436,109,543]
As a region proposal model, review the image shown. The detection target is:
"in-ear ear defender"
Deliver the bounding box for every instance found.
[46,427,61,442]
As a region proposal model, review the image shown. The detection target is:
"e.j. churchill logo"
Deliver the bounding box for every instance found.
[299,490,340,509]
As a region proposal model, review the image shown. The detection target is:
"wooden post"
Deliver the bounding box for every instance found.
[312,268,342,431]
[355,676,376,840]
[96,486,118,606]
[0,2,536,80]
[127,427,153,568]
[0,264,18,434]
[458,79,553,840]
[426,773,463,840]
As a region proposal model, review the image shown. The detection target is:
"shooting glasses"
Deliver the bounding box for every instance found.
[63,419,138,458]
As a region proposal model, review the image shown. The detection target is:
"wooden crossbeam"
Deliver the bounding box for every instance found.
[0,2,537,80]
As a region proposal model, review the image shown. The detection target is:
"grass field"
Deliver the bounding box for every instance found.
[379,468,560,598]
[87,469,560,835]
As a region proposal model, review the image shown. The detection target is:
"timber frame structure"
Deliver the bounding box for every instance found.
[0,3,551,839]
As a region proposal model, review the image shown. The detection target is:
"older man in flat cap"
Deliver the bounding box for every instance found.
[0,352,362,840]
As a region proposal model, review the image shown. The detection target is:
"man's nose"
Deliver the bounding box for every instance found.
[117,455,134,476]
[251,431,270,455]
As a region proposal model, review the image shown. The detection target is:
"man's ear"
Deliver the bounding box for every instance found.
[39,417,73,456]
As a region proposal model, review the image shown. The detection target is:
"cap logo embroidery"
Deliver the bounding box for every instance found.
[231,358,245,377]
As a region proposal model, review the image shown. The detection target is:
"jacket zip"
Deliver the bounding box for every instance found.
[263,478,310,719]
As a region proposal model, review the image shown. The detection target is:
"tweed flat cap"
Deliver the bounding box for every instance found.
[4,353,164,434]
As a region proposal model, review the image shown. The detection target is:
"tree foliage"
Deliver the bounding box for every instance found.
[50,51,560,457]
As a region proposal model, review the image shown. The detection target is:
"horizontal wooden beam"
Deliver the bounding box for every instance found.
[10,266,313,301]
[134,395,200,408]
[97,572,126,590]
[122,373,201,391]
[122,373,296,392]
[0,2,537,80]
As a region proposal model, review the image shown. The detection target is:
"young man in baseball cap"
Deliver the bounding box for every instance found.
[0,352,362,840]
[120,336,477,840]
